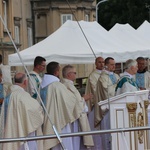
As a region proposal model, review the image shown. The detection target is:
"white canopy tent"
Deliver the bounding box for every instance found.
[8,20,150,66]
[108,23,150,60]
[109,23,150,48]
[137,20,150,42]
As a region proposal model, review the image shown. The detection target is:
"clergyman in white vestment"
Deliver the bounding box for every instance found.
[28,56,46,99]
[95,57,120,150]
[40,62,84,150]
[85,57,104,150]
[115,59,139,95]
[134,57,150,90]
[1,73,44,150]
[61,65,94,150]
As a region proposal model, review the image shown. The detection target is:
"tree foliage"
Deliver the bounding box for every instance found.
[97,0,150,30]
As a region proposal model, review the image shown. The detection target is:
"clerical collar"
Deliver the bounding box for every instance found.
[104,70,114,75]
[137,69,146,74]
[41,74,60,88]
[11,85,25,92]
[96,69,103,73]
[30,70,39,76]
[123,71,133,79]
[62,78,74,85]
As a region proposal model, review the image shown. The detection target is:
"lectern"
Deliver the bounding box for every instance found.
[98,90,149,150]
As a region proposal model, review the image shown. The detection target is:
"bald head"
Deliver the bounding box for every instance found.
[14,73,28,89]
[95,57,104,70]
[14,73,26,84]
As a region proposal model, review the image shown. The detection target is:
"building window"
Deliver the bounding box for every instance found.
[27,27,33,47]
[85,14,90,21]
[3,0,8,27]
[61,14,73,25]
[14,26,20,43]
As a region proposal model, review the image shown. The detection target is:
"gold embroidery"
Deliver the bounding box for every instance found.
[137,112,144,144]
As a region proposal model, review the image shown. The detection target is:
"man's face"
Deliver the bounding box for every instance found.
[131,64,138,75]
[38,61,46,73]
[137,59,146,72]
[55,66,61,78]
[106,59,116,72]
[67,68,76,82]
[95,57,104,70]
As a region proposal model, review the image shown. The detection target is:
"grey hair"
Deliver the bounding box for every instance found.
[125,59,137,70]
[62,65,74,78]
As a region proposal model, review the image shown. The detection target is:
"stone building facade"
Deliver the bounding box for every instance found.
[0,0,32,64]
[0,0,96,64]
[32,0,96,43]
[0,0,97,82]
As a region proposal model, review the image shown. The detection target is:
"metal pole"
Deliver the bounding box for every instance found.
[96,0,109,22]
[0,126,150,143]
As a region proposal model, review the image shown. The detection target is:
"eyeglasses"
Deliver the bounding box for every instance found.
[40,64,46,68]
[69,72,76,75]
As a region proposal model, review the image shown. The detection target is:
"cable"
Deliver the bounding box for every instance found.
[65,0,97,58]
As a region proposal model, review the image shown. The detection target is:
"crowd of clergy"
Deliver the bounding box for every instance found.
[0,54,149,150]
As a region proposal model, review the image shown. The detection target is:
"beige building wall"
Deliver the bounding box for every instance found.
[34,0,96,41]
[0,0,32,66]
[0,0,15,65]
[13,0,32,49]
[0,0,97,79]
